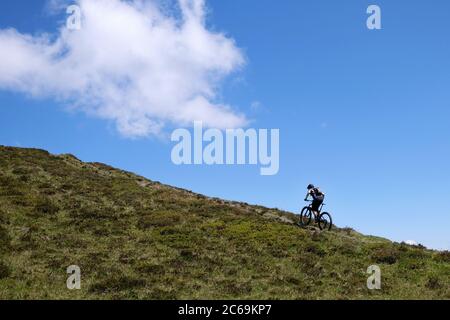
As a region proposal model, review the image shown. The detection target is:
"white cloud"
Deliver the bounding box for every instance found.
[0,0,247,137]
[404,240,418,246]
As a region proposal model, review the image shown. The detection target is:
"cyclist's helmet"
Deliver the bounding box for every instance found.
[307,184,315,190]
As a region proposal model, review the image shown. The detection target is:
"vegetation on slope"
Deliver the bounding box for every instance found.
[0,146,448,299]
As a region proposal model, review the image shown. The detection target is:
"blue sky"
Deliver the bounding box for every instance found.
[0,0,449,250]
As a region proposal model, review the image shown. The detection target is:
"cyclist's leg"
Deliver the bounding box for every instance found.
[311,200,320,218]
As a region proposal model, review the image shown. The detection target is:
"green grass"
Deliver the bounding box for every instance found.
[0,146,448,299]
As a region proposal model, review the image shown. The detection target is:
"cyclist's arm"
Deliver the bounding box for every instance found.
[304,192,310,201]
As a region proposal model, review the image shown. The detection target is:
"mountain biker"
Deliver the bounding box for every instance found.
[304,184,325,217]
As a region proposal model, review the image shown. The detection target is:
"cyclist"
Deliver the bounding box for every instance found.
[304,184,325,218]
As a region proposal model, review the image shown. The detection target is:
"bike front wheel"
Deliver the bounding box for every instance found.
[298,206,312,226]
[318,212,333,231]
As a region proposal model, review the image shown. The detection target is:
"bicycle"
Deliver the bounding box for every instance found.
[297,200,333,231]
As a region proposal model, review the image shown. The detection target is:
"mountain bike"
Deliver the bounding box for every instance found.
[297,200,333,231]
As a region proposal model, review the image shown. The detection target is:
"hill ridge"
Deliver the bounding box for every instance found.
[0,146,448,299]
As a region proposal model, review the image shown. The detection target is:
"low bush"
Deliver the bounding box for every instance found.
[371,246,400,264]
[138,211,183,228]
[0,260,11,279]
[33,198,59,215]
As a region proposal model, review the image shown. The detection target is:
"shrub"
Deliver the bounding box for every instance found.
[371,246,400,264]
[433,251,450,263]
[0,225,10,249]
[138,211,182,228]
[0,261,11,279]
[341,227,355,235]
[33,198,59,215]
[426,276,442,290]
[12,167,32,176]
[71,205,114,220]
[304,242,327,257]
[135,263,165,275]
[89,276,146,293]
[0,209,8,224]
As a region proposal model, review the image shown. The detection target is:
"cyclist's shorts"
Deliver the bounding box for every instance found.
[312,200,323,211]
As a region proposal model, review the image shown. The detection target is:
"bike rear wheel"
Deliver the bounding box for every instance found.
[298,206,312,226]
[318,212,333,231]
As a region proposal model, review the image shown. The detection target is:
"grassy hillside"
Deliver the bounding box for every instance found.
[0,146,448,299]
